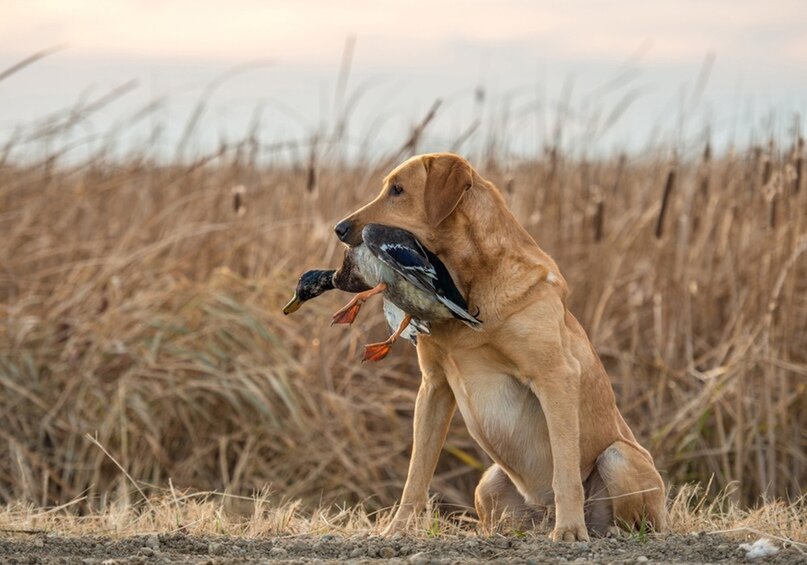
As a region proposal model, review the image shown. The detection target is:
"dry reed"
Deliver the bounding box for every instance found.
[0,69,805,536]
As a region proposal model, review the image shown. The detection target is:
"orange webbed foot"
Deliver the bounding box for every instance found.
[361,313,411,362]
[362,341,394,362]
[331,302,363,325]
[330,283,387,326]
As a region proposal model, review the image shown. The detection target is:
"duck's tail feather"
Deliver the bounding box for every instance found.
[437,295,483,329]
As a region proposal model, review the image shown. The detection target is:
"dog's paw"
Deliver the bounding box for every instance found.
[380,519,406,537]
[381,501,425,536]
[380,511,413,536]
[550,523,590,542]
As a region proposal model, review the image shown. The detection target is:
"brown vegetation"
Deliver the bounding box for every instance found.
[0,90,805,540]
[0,485,804,544]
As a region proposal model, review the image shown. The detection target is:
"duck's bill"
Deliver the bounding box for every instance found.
[282,294,303,315]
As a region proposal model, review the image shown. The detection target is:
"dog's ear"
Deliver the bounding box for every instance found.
[422,154,473,227]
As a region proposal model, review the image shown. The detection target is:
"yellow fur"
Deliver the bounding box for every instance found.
[336,153,666,541]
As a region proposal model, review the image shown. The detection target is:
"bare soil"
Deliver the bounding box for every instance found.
[0,532,802,564]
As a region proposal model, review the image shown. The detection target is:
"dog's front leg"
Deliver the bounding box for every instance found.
[529,361,589,542]
[382,365,456,535]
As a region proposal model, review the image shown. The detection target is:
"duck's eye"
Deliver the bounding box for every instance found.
[390,183,404,196]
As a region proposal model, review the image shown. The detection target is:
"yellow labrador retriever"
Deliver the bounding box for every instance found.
[333,153,666,541]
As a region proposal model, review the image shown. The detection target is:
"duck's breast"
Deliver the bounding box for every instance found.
[382,299,426,343]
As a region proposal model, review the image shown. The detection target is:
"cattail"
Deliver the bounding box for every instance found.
[748,145,763,195]
[590,184,605,242]
[594,199,605,242]
[698,142,712,201]
[656,169,676,239]
[796,137,804,194]
[306,136,318,193]
[231,185,246,216]
[306,164,316,193]
[762,158,772,187]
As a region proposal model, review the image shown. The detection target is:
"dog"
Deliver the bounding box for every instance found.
[334,153,666,541]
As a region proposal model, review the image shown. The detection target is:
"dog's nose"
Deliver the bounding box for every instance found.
[334,220,352,242]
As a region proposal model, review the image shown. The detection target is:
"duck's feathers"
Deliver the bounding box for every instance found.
[362,224,482,328]
[333,248,372,293]
[383,299,429,344]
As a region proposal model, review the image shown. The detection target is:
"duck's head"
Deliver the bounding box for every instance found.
[283,269,336,314]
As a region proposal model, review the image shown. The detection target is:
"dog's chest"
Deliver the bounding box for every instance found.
[452,373,524,442]
[444,362,552,484]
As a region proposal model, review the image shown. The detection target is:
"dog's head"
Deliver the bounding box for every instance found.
[334,153,474,247]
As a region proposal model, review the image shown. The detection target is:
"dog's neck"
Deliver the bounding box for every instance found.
[430,173,562,320]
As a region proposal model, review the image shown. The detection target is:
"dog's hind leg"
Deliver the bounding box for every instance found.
[582,467,615,536]
[594,440,667,533]
[475,464,545,531]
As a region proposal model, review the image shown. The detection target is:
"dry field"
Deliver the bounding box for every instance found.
[0,73,806,559]
[0,488,804,563]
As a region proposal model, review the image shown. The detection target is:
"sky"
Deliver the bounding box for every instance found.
[1,0,806,161]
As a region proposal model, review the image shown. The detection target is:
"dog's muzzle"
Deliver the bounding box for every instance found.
[334,219,353,243]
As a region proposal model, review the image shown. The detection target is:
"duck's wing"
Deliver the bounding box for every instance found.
[363,224,482,328]
[420,247,483,328]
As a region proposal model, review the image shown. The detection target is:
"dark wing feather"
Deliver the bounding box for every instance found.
[362,224,482,328]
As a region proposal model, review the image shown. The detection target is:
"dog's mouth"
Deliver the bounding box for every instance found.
[338,231,365,248]
[341,238,363,249]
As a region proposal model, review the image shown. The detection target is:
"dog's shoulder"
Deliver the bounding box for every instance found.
[486,248,568,313]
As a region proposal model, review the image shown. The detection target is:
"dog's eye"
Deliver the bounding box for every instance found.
[390,183,404,196]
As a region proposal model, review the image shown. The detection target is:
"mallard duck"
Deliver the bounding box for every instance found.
[283,264,424,346]
[283,224,481,361]
[282,245,426,348]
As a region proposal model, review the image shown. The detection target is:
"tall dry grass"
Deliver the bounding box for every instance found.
[2,139,804,517]
[0,55,805,524]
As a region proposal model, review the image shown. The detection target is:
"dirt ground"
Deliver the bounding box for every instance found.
[0,532,803,564]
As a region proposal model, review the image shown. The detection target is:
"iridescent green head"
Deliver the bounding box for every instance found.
[282,269,336,314]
